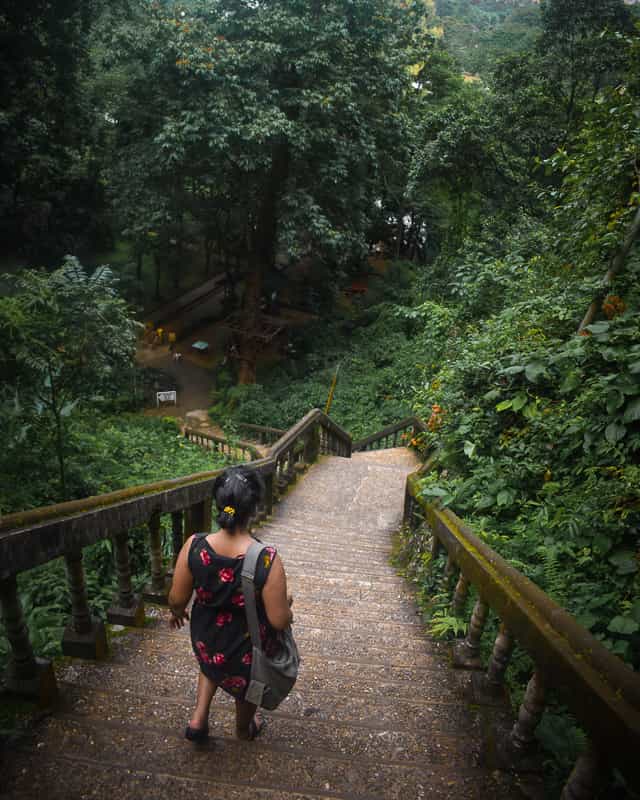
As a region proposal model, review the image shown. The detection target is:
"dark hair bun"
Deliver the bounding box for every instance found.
[213,467,264,533]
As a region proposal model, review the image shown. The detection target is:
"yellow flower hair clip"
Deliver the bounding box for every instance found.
[223,505,235,515]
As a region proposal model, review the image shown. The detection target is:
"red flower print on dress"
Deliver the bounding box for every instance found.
[216,611,233,627]
[265,546,276,559]
[212,653,226,665]
[199,549,213,566]
[195,641,212,664]
[221,676,247,693]
[195,587,213,603]
[242,652,252,665]
[218,567,235,583]
[231,592,245,607]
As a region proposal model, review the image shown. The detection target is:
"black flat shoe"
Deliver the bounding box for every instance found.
[185,724,209,742]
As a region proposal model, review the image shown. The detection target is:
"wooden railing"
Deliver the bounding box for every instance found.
[352,416,427,451]
[0,409,351,704]
[403,468,640,796]
[236,422,286,445]
[183,427,261,462]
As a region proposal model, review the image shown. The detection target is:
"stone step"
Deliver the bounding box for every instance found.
[8,714,515,800]
[56,683,480,766]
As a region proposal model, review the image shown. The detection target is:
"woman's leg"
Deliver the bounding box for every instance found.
[235,698,265,740]
[190,671,217,730]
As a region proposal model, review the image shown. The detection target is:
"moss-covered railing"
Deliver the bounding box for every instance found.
[352,416,427,452]
[0,408,351,704]
[236,422,286,445]
[183,427,261,461]
[403,469,640,796]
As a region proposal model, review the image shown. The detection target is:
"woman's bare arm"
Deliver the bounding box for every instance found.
[261,555,293,630]
[168,536,194,627]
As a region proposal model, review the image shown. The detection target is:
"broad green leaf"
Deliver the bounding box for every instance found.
[587,321,610,335]
[592,534,612,554]
[525,362,547,382]
[463,440,476,458]
[496,399,513,412]
[512,392,528,412]
[623,397,640,423]
[476,495,494,509]
[576,612,597,630]
[607,616,640,635]
[605,389,624,414]
[608,551,638,575]
[605,422,626,444]
[496,489,512,507]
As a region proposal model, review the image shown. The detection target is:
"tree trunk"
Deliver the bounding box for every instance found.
[237,139,290,384]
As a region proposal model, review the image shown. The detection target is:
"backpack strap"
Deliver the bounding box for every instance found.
[241,541,264,653]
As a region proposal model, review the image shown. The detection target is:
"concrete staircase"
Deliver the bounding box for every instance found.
[2,450,526,799]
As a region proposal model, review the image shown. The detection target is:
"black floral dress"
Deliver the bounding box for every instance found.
[188,534,279,700]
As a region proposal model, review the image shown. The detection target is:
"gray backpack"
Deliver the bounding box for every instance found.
[241,541,300,709]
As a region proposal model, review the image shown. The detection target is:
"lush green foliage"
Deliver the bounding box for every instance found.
[0,258,140,500]
[0,414,228,676]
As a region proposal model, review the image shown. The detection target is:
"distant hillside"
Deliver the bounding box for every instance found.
[436,0,541,76]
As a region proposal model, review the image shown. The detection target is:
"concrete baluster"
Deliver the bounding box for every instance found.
[62,548,108,659]
[171,511,183,564]
[453,596,489,669]
[451,572,469,617]
[441,553,457,592]
[143,510,170,604]
[510,669,546,753]
[485,623,515,690]
[107,530,145,627]
[0,575,57,703]
[560,742,608,800]
[264,472,274,517]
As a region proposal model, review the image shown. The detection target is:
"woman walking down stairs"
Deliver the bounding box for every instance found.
[1,448,530,800]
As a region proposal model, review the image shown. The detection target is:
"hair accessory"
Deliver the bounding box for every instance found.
[223,505,235,515]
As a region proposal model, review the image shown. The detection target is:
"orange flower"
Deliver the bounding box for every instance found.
[602,295,626,319]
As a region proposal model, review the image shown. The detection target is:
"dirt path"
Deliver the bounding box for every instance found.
[137,345,216,422]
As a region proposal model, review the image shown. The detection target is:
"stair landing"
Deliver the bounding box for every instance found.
[1,450,527,799]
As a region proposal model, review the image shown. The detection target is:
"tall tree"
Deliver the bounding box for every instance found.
[108,0,430,382]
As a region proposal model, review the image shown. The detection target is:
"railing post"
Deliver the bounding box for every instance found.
[451,572,469,617]
[62,548,108,659]
[143,510,170,604]
[184,496,213,538]
[171,511,184,565]
[509,669,546,753]
[107,531,145,627]
[0,575,57,704]
[403,486,417,529]
[452,597,488,669]
[303,428,315,464]
[484,623,514,692]
[560,742,609,800]
[264,471,274,517]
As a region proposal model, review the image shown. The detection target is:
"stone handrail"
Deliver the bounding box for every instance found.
[0,408,351,703]
[403,469,640,795]
[352,416,427,452]
[183,428,261,461]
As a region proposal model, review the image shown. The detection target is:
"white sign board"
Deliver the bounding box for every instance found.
[156,390,177,407]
